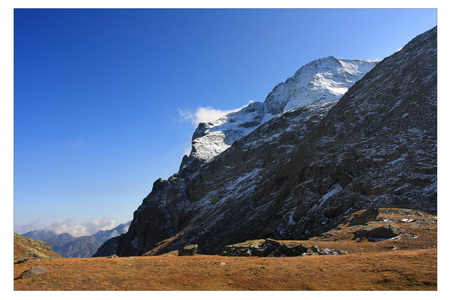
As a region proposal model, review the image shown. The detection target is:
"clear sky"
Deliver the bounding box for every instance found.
[13,8,437,236]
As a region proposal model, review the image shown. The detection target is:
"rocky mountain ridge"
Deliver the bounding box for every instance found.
[186,57,378,163]
[116,26,437,256]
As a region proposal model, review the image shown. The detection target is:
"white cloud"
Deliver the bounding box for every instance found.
[177,102,253,157]
[84,218,117,234]
[178,106,236,126]
[16,217,119,237]
[48,218,117,237]
[49,219,87,236]
[14,217,46,234]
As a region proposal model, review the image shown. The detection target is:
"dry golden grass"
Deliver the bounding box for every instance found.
[14,208,437,291]
[14,249,436,291]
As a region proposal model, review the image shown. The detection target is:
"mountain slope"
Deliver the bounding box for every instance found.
[14,233,61,260]
[22,230,76,252]
[117,26,436,256]
[186,57,378,163]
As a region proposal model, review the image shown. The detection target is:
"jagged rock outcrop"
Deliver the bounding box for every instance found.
[219,239,346,257]
[117,27,437,256]
[185,57,378,164]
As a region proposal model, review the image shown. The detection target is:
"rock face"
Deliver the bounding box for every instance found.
[116,27,437,256]
[92,236,122,257]
[186,57,378,164]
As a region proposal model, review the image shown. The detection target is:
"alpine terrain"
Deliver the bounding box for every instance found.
[114,26,437,256]
[22,221,131,258]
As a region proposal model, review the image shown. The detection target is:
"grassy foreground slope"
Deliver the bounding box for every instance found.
[14,249,436,290]
[14,208,437,290]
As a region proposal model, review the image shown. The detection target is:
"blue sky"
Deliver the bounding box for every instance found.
[13,8,437,236]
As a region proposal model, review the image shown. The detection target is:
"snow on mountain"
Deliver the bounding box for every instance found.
[188,57,379,162]
[116,26,436,256]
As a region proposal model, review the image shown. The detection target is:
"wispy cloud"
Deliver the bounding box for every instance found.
[14,217,46,233]
[48,218,117,237]
[84,218,117,235]
[177,106,236,126]
[15,217,118,237]
[48,219,88,236]
[65,138,85,148]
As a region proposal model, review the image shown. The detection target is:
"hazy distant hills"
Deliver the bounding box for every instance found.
[22,221,131,258]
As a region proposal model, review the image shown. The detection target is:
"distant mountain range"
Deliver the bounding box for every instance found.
[22,221,131,258]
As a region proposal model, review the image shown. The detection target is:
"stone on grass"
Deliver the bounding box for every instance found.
[178,244,198,256]
[16,265,46,280]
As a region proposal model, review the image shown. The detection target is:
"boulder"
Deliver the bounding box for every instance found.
[348,208,379,226]
[280,243,309,256]
[219,239,342,257]
[250,241,274,257]
[16,266,46,280]
[178,244,198,256]
[354,225,403,241]
[220,245,253,256]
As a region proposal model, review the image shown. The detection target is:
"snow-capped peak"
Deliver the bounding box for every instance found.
[188,56,379,162]
[265,57,379,113]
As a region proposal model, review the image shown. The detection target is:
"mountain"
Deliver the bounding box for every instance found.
[22,221,131,258]
[91,222,132,257]
[91,236,122,257]
[14,233,61,260]
[185,57,378,164]
[22,230,76,252]
[116,27,437,256]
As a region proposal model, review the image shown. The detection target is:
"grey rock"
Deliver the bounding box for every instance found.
[16,266,46,280]
[219,239,337,257]
[116,27,437,256]
[354,225,403,241]
[348,208,379,226]
[178,244,198,256]
[280,243,309,256]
